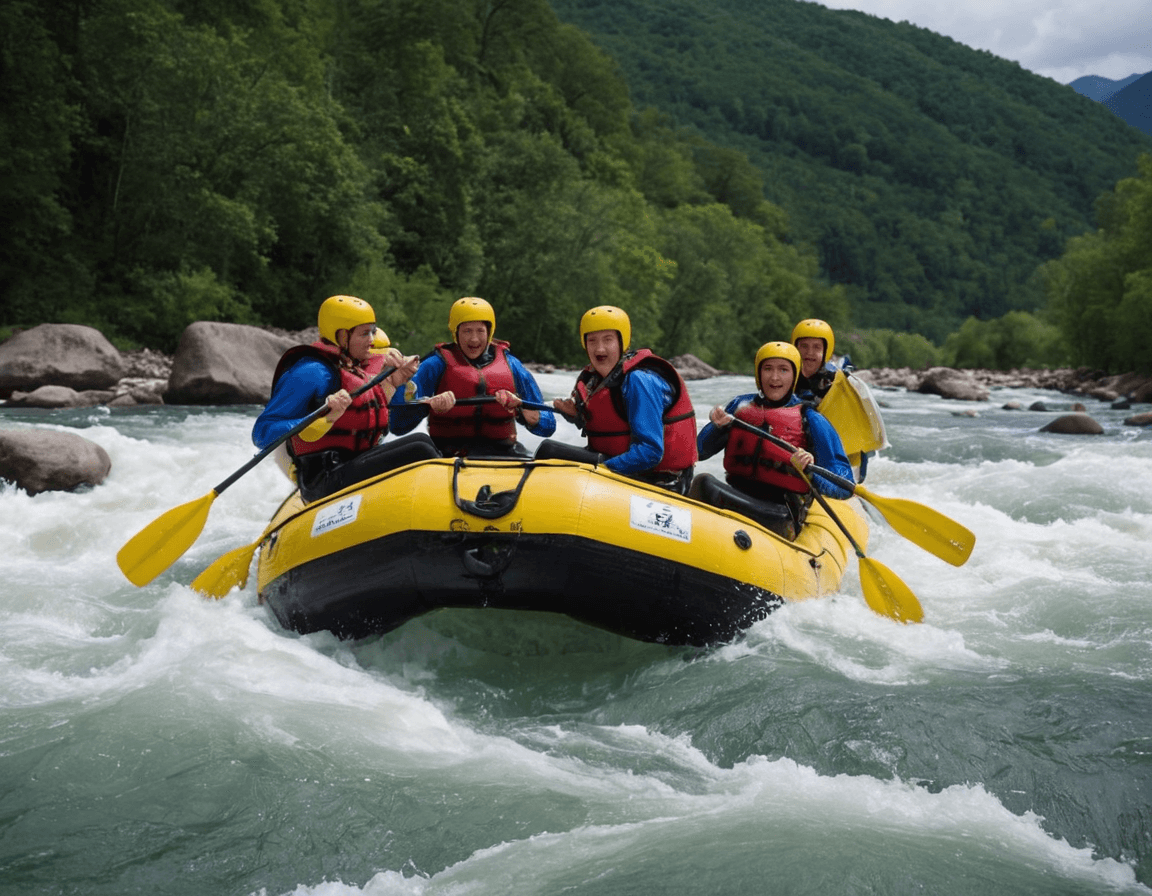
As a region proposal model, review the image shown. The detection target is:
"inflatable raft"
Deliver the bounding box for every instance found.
[253,455,868,647]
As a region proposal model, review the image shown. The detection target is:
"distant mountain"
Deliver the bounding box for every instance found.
[1102,72,1152,137]
[1069,73,1144,102]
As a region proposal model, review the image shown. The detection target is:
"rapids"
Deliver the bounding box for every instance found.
[1,372,1150,895]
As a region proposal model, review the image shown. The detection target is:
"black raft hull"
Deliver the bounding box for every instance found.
[255,457,866,647]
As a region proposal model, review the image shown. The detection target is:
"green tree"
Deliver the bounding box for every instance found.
[1044,154,1152,373]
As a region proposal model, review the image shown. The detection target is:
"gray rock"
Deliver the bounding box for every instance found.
[164,322,297,405]
[1001,400,1023,410]
[0,429,112,494]
[0,324,125,399]
[1028,401,1049,412]
[916,367,989,402]
[1039,414,1104,435]
[669,353,724,381]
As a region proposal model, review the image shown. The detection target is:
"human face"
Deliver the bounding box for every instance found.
[585,330,622,378]
[795,337,826,378]
[758,358,796,402]
[456,320,490,360]
[341,322,377,362]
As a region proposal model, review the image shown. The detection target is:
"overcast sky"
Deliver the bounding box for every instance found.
[814,0,1152,85]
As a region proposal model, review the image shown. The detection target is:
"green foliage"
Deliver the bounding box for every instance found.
[941,312,1070,370]
[6,0,1140,370]
[1043,155,1152,373]
[548,0,1152,341]
[838,329,942,369]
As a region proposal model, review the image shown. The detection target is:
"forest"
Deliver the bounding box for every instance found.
[2,0,1150,373]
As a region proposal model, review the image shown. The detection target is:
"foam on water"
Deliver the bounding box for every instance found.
[2,380,1150,895]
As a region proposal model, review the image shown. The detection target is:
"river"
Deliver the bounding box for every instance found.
[2,372,1150,895]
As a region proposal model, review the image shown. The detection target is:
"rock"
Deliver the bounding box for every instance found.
[164,322,297,405]
[916,367,989,402]
[1001,400,1023,410]
[670,353,724,380]
[0,324,125,399]
[0,429,112,494]
[951,409,980,417]
[1039,414,1104,435]
[1112,399,1132,410]
[1124,412,1152,427]
[1028,401,1048,412]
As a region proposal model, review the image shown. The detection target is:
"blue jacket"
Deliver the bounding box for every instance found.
[593,367,678,475]
[252,357,340,449]
[389,349,556,438]
[696,394,854,499]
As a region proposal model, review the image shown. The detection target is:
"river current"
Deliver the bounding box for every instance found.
[2,372,1150,895]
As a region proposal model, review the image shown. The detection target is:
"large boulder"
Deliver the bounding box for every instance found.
[1040,414,1104,435]
[1124,412,1152,427]
[916,367,989,402]
[670,353,724,380]
[4,385,116,408]
[164,322,297,405]
[0,324,125,399]
[0,429,112,494]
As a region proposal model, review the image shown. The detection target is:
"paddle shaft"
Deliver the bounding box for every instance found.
[410,394,554,414]
[212,360,403,497]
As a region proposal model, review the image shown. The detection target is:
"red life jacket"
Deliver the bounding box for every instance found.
[428,340,518,443]
[271,341,390,458]
[723,401,810,493]
[574,349,698,472]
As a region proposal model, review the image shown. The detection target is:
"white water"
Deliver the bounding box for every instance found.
[1,375,1150,895]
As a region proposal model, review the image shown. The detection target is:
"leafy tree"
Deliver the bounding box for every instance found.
[1043,154,1152,373]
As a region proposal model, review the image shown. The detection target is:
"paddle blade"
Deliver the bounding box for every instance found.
[191,540,258,599]
[116,493,216,586]
[855,486,976,567]
[858,556,924,624]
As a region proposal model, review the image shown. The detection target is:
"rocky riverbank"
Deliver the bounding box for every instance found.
[2,323,1150,494]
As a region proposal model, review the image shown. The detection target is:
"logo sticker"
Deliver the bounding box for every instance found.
[629,495,691,543]
[311,494,362,537]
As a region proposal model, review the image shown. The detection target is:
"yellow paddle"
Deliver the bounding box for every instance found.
[116,361,402,587]
[729,418,975,566]
[794,464,924,623]
[190,537,262,598]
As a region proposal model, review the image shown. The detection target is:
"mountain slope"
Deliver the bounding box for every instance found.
[549,0,1152,339]
[1103,72,1152,137]
[1069,73,1144,101]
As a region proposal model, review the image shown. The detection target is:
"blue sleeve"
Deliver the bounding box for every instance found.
[604,369,674,475]
[696,394,754,461]
[508,354,556,437]
[387,354,446,435]
[252,359,337,449]
[805,408,855,499]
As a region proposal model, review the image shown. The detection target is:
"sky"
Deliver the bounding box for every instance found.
[814,0,1152,85]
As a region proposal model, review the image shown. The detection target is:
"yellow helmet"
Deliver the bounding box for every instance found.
[754,341,801,392]
[448,297,496,342]
[579,305,631,352]
[790,318,835,362]
[369,330,391,354]
[318,295,375,345]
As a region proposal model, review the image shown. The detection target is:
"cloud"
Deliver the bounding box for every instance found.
[815,0,1152,83]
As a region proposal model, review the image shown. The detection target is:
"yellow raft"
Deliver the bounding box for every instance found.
[254,456,868,647]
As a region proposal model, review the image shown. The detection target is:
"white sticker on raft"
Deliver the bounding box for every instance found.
[629,495,692,543]
[311,494,362,537]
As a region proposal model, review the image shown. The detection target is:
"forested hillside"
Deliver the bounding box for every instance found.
[548,0,1152,341]
[1,0,843,368]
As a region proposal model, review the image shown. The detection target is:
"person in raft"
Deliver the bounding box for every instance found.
[253,294,440,503]
[547,305,698,494]
[389,296,555,457]
[791,317,840,403]
[691,341,854,539]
